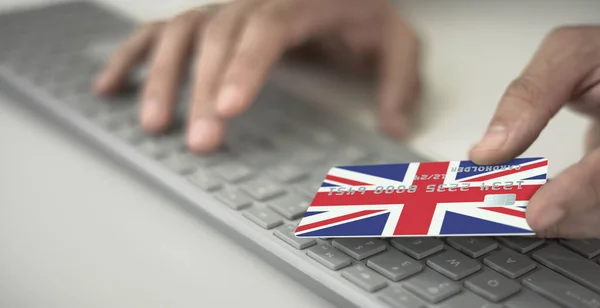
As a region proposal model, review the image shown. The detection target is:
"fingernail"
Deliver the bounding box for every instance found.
[94,73,108,91]
[189,118,221,152]
[216,85,242,116]
[142,100,163,128]
[473,125,507,150]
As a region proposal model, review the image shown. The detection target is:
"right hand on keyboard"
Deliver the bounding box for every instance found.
[92,0,421,153]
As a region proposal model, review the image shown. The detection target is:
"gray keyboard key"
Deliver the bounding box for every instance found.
[214,187,253,210]
[483,249,536,279]
[161,154,196,174]
[292,147,327,164]
[403,270,461,303]
[379,286,426,308]
[532,244,600,293]
[137,139,166,158]
[497,237,545,253]
[561,239,600,259]
[426,250,481,280]
[296,178,322,197]
[307,243,352,271]
[267,164,308,183]
[212,162,254,183]
[337,145,371,164]
[464,270,521,302]
[391,238,444,260]
[243,206,284,229]
[522,269,600,308]
[240,178,285,201]
[367,250,423,281]
[447,237,498,258]
[193,150,236,167]
[438,292,490,308]
[187,170,222,192]
[332,238,387,260]
[115,125,144,143]
[341,264,388,292]
[504,291,561,308]
[266,192,310,220]
[273,224,316,250]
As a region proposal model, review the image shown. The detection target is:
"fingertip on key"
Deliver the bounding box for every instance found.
[216,85,245,118]
[187,118,224,153]
[141,101,170,133]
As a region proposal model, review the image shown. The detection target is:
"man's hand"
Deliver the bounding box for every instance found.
[93,0,421,153]
[469,26,600,238]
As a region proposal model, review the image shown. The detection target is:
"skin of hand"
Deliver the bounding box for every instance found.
[93,0,421,153]
[469,26,600,238]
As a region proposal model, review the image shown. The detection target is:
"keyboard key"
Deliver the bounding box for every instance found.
[426,250,481,280]
[243,206,284,229]
[161,154,195,174]
[115,125,143,143]
[504,291,561,308]
[292,148,326,165]
[212,162,255,183]
[391,237,444,260]
[378,286,426,308]
[367,250,423,281]
[187,170,222,192]
[193,150,236,167]
[483,249,536,279]
[403,270,461,304]
[341,264,387,292]
[447,237,498,258]
[307,243,352,271]
[560,239,600,259]
[267,164,308,183]
[532,244,600,293]
[296,178,323,198]
[331,238,387,260]
[522,269,600,308]
[137,139,166,158]
[438,291,490,308]
[337,145,371,164]
[214,187,253,210]
[273,224,316,250]
[464,270,521,302]
[240,178,285,201]
[497,237,545,253]
[266,192,310,220]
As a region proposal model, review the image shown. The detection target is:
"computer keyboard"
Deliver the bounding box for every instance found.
[2,2,600,308]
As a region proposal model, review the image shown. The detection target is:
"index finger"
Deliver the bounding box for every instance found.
[469,27,598,165]
[214,0,374,118]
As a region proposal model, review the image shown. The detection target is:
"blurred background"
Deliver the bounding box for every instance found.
[0,0,597,308]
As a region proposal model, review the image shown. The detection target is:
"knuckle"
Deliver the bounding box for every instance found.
[169,11,198,29]
[548,25,586,42]
[149,61,174,79]
[502,75,558,118]
[546,26,599,58]
[247,10,280,35]
[503,76,544,109]
[203,19,228,46]
[141,20,163,33]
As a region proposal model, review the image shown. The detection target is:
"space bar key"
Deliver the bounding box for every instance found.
[522,269,600,308]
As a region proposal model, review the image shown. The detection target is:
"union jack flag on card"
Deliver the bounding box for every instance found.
[295,157,548,238]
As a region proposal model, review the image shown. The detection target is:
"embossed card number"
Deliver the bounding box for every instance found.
[296,157,548,238]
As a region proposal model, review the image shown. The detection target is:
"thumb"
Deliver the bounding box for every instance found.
[526,148,600,238]
[470,27,596,165]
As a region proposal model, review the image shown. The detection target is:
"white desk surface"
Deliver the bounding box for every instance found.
[1,0,598,307]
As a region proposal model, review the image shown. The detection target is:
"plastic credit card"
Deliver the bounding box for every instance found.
[295,157,548,238]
